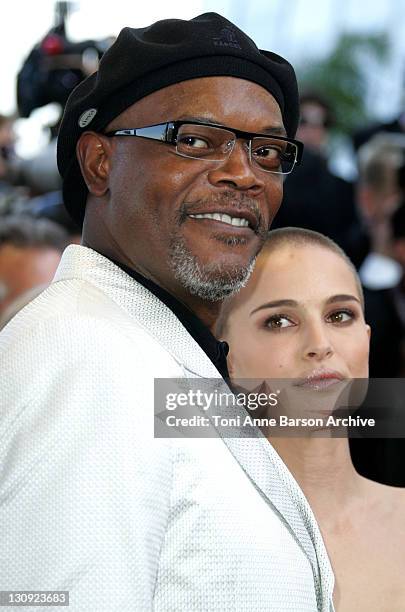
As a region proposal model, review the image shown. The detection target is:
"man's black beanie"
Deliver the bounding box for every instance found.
[57,12,300,226]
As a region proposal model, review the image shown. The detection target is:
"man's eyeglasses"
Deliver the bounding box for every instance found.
[104,120,303,175]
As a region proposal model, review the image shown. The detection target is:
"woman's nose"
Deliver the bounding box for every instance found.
[303,324,333,361]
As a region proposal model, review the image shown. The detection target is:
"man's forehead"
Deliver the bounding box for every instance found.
[109,76,284,131]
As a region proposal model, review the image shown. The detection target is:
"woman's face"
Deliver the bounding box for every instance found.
[224,243,370,384]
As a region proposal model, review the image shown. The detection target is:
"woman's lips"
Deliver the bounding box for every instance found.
[294,369,345,390]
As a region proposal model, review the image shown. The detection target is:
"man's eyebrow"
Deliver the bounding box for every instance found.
[250,294,361,316]
[260,126,287,136]
[176,115,224,126]
[250,299,298,315]
[176,115,287,136]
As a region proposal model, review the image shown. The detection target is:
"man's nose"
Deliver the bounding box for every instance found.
[207,140,266,193]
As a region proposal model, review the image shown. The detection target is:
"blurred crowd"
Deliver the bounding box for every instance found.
[2,7,405,483]
[0,4,108,328]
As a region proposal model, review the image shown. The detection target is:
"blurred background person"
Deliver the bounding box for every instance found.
[295,91,334,154]
[0,113,18,183]
[390,198,405,366]
[344,136,405,488]
[0,215,67,329]
[272,91,368,268]
[0,113,29,217]
[356,133,405,377]
[353,96,405,152]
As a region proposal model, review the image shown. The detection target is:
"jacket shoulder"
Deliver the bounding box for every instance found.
[0,279,183,417]
[1,278,180,366]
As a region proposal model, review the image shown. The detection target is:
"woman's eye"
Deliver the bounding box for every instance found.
[264,315,294,330]
[179,135,209,149]
[327,310,354,324]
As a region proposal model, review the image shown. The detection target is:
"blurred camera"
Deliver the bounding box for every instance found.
[17,1,110,117]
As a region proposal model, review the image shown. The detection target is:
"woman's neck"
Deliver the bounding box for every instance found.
[269,435,365,526]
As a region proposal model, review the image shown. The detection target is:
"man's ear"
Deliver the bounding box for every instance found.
[76,132,113,198]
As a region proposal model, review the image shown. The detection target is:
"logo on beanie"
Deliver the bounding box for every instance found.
[78,108,98,128]
[213,27,241,50]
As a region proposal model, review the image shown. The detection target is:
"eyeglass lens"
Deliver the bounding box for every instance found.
[176,124,297,174]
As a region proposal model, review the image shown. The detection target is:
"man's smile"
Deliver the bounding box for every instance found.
[188,212,250,228]
[182,198,263,235]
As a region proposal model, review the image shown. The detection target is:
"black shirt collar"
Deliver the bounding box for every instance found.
[110,259,229,379]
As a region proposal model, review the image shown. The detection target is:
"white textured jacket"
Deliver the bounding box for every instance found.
[0,245,334,611]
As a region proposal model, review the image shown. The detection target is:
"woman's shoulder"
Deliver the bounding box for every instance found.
[361,476,405,527]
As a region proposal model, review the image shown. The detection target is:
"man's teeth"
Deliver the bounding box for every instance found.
[189,213,249,228]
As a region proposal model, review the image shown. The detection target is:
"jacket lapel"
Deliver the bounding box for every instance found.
[177,373,333,611]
